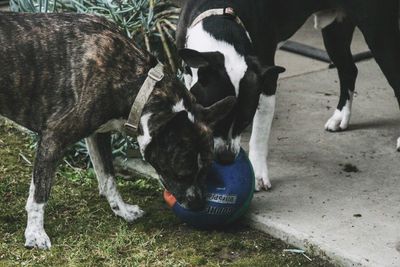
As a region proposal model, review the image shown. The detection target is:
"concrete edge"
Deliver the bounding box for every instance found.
[245,213,379,267]
[0,115,32,134]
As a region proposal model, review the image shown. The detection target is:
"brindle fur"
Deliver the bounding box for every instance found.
[0,12,235,248]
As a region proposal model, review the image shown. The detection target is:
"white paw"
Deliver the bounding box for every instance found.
[325,96,353,132]
[249,155,271,191]
[397,137,400,152]
[112,203,144,223]
[24,227,51,249]
[255,171,272,191]
[325,108,351,131]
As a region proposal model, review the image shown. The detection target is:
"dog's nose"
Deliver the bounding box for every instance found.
[186,187,206,211]
[215,150,236,165]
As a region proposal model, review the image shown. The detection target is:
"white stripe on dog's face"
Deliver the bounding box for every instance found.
[138,99,195,158]
[172,99,186,112]
[188,68,199,90]
[137,113,153,158]
[186,22,248,96]
[183,73,193,89]
[172,99,195,122]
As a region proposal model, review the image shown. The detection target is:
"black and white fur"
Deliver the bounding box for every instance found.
[176,0,400,190]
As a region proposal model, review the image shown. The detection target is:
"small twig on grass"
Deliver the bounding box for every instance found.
[63,159,83,173]
[19,152,32,166]
[302,253,312,261]
[283,249,312,261]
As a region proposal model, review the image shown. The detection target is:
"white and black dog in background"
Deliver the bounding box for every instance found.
[176,0,400,190]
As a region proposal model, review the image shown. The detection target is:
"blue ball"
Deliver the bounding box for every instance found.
[164,148,255,229]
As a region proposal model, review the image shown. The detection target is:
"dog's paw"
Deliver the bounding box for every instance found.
[249,155,271,191]
[24,227,51,249]
[112,203,144,223]
[325,108,351,132]
[255,174,272,191]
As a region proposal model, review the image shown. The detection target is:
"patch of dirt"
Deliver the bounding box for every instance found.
[343,163,360,173]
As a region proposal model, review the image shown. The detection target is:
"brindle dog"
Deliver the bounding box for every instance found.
[0,12,235,249]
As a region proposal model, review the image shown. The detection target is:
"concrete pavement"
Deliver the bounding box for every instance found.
[244,59,400,267]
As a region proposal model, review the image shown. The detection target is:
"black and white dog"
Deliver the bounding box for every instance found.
[0,12,235,249]
[176,0,400,190]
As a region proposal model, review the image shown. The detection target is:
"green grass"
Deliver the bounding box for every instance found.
[0,122,334,267]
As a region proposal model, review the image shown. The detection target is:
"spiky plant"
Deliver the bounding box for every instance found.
[9,0,180,166]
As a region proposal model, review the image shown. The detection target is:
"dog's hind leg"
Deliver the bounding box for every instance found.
[350,0,400,150]
[85,132,144,222]
[25,134,64,249]
[322,18,358,131]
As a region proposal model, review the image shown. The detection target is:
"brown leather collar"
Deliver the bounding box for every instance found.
[124,62,164,137]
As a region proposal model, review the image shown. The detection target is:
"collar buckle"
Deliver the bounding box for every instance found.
[148,66,164,82]
[124,122,138,137]
[223,7,235,16]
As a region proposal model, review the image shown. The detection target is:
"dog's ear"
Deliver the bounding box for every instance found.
[260,65,285,95]
[179,48,224,68]
[262,65,286,76]
[245,56,285,94]
[195,96,236,127]
[150,111,187,134]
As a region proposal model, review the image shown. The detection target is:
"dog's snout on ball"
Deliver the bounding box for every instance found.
[185,186,206,211]
[215,149,237,165]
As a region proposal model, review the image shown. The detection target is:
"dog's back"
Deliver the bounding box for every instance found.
[0,12,148,133]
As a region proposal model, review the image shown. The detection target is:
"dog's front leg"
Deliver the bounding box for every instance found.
[85,133,144,222]
[25,135,63,249]
[25,179,51,249]
[249,94,275,191]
